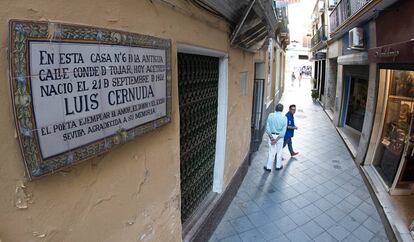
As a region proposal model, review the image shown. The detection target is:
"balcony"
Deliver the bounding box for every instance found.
[273,1,289,47]
[275,6,288,21]
[329,0,370,33]
[274,2,288,28]
[311,25,327,48]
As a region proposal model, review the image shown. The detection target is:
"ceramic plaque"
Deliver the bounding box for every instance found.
[9,20,172,179]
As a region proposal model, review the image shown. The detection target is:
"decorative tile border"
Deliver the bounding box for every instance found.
[9,20,172,179]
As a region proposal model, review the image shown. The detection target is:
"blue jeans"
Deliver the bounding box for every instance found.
[283,138,294,155]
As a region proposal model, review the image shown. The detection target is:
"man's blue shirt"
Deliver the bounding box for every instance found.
[285,111,295,140]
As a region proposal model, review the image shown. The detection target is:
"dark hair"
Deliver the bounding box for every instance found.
[289,104,296,109]
[275,103,284,112]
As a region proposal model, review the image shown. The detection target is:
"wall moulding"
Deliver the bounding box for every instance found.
[9,20,172,179]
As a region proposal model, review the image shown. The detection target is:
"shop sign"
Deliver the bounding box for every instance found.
[9,20,172,179]
[368,39,414,63]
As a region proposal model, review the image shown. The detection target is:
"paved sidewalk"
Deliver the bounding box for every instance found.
[209,79,389,242]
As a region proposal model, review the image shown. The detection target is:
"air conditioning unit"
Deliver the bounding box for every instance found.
[349,27,364,49]
[328,0,338,10]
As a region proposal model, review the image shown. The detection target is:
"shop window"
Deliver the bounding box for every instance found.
[375,70,414,186]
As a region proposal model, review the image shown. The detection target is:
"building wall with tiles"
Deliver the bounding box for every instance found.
[0,0,261,241]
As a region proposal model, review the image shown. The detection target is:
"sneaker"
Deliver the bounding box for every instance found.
[263,166,271,172]
[275,165,283,170]
[291,152,299,156]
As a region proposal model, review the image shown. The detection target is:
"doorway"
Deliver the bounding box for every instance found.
[250,62,265,152]
[177,53,219,224]
[250,79,265,152]
[342,76,368,132]
[313,61,318,89]
[339,66,369,152]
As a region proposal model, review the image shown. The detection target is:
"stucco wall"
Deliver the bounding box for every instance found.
[0,0,254,241]
[327,40,342,59]
[223,49,254,188]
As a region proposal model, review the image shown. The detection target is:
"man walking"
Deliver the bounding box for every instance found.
[264,103,287,172]
[284,104,299,156]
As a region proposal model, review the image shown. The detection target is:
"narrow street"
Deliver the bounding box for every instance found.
[2,1,414,241]
[210,77,389,242]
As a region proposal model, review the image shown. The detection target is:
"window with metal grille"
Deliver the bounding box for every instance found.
[177,53,219,223]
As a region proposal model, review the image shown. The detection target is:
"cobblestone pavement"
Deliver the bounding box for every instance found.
[209,78,389,242]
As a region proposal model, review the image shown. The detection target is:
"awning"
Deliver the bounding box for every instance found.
[199,0,281,52]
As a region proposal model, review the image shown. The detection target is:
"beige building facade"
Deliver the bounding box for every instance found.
[0,0,287,241]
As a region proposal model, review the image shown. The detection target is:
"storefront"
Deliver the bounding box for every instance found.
[312,51,326,101]
[330,18,374,158]
[337,64,369,154]
[362,0,414,239]
[363,63,414,240]
[366,65,414,192]
[341,66,369,133]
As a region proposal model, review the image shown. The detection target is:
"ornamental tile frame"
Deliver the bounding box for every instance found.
[9,20,172,179]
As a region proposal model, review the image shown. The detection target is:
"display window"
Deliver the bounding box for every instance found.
[345,77,368,132]
[374,69,414,188]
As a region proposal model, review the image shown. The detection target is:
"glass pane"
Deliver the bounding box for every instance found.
[389,70,414,97]
[375,69,414,186]
[345,77,368,132]
[398,70,414,184]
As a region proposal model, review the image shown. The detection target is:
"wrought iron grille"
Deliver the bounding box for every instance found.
[178,53,219,223]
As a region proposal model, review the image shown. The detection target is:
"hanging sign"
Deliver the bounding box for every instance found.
[9,20,172,179]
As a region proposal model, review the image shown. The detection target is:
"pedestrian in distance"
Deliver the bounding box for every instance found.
[291,71,296,86]
[284,104,299,156]
[264,103,287,172]
[298,71,303,86]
